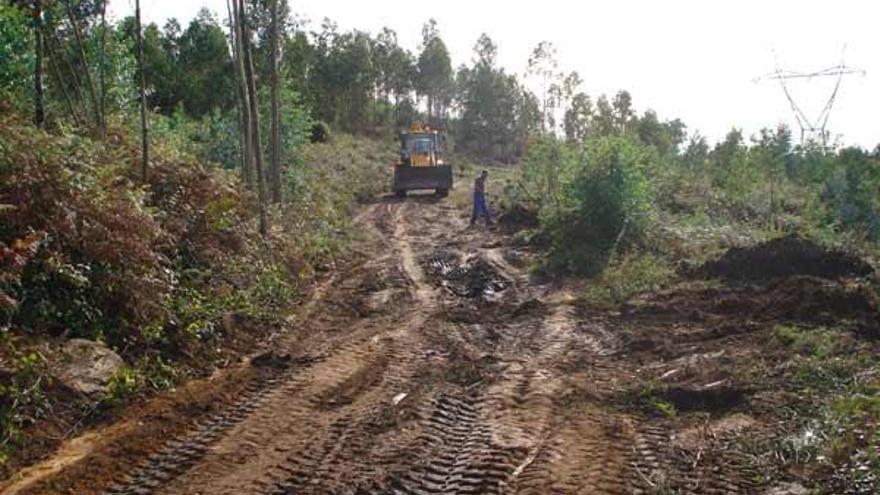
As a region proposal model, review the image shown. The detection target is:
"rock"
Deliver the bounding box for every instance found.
[764,482,808,495]
[53,339,125,396]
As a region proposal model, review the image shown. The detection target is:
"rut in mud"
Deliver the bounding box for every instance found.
[7,192,876,495]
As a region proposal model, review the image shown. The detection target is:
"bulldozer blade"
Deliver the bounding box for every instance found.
[393,165,453,194]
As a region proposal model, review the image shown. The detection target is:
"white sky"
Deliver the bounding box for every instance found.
[115,0,879,148]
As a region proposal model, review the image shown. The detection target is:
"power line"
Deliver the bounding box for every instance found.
[755,46,865,146]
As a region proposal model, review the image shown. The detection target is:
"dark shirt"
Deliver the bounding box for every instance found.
[474,176,486,194]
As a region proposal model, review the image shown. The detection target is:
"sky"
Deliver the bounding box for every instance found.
[112,0,879,148]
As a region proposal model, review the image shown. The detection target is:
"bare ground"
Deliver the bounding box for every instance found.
[2,189,878,495]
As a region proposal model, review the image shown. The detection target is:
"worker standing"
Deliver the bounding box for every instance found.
[471,170,493,226]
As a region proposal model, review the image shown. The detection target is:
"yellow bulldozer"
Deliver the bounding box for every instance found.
[393,123,453,197]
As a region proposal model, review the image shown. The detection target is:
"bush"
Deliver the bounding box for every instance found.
[0,112,306,354]
[0,115,170,346]
[542,136,654,274]
[310,121,330,143]
[0,3,33,107]
[824,148,880,240]
[283,135,394,266]
[0,346,48,463]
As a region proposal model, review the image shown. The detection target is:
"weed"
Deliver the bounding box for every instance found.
[772,325,840,359]
[586,252,675,306]
[623,381,677,418]
[102,367,142,409]
[0,346,49,464]
[137,354,179,391]
[653,400,678,419]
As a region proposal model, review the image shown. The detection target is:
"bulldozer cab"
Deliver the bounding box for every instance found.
[394,123,453,197]
[407,136,436,166]
[399,123,443,167]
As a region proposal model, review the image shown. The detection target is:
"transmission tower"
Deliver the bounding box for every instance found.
[755,47,865,146]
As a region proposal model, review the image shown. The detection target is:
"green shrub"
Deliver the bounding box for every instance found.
[0,347,49,463]
[0,115,170,346]
[137,354,178,391]
[824,147,880,240]
[544,136,654,274]
[103,367,141,409]
[284,135,394,265]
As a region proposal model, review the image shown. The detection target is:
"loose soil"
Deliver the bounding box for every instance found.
[698,234,874,282]
[2,186,878,494]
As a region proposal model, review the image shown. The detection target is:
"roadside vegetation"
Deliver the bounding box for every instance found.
[0,111,390,471]
[504,106,880,288]
[1,0,879,491]
[496,86,880,490]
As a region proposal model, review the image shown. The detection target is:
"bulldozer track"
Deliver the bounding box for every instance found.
[388,393,529,494]
[103,372,288,495]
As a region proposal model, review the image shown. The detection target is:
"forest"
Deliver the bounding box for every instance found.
[1,0,880,493]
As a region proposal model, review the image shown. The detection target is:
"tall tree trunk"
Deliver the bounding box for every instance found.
[228,0,253,187]
[427,93,433,126]
[135,0,149,181]
[239,0,269,236]
[47,29,88,122]
[98,0,107,136]
[64,0,101,129]
[33,0,45,127]
[269,0,282,203]
[47,45,82,126]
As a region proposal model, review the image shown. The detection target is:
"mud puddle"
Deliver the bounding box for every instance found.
[424,251,511,299]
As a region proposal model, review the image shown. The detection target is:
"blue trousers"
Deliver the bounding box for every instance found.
[471,192,492,225]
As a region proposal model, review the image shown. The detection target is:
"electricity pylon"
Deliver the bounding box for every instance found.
[755,47,865,146]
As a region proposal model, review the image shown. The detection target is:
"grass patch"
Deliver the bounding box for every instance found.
[585,253,676,307]
[622,381,678,418]
[771,324,841,359]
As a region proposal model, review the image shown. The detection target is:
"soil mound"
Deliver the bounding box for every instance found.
[767,276,880,333]
[699,235,873,282]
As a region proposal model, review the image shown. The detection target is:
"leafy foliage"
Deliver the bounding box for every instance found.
[0,345,48,463]
[0,114,168,345]
[0,3,32,105]
[507,84,880,292]
[520,134,655,274]
[453,34,540,162]
[585,253,674,306]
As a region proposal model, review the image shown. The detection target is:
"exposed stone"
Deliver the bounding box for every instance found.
[764,482,808,495]
[53,338,125,396]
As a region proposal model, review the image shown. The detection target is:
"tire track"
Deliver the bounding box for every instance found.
[152,317,412,494]
[99,202,420,495]
[52,193,764,494]
[102,372,288,495]
[171,200,442,494]
[385,393,530,495]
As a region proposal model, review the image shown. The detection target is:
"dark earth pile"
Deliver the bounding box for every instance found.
[699,235,874,282]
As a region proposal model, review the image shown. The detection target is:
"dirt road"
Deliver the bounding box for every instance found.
[12,189,865,494]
